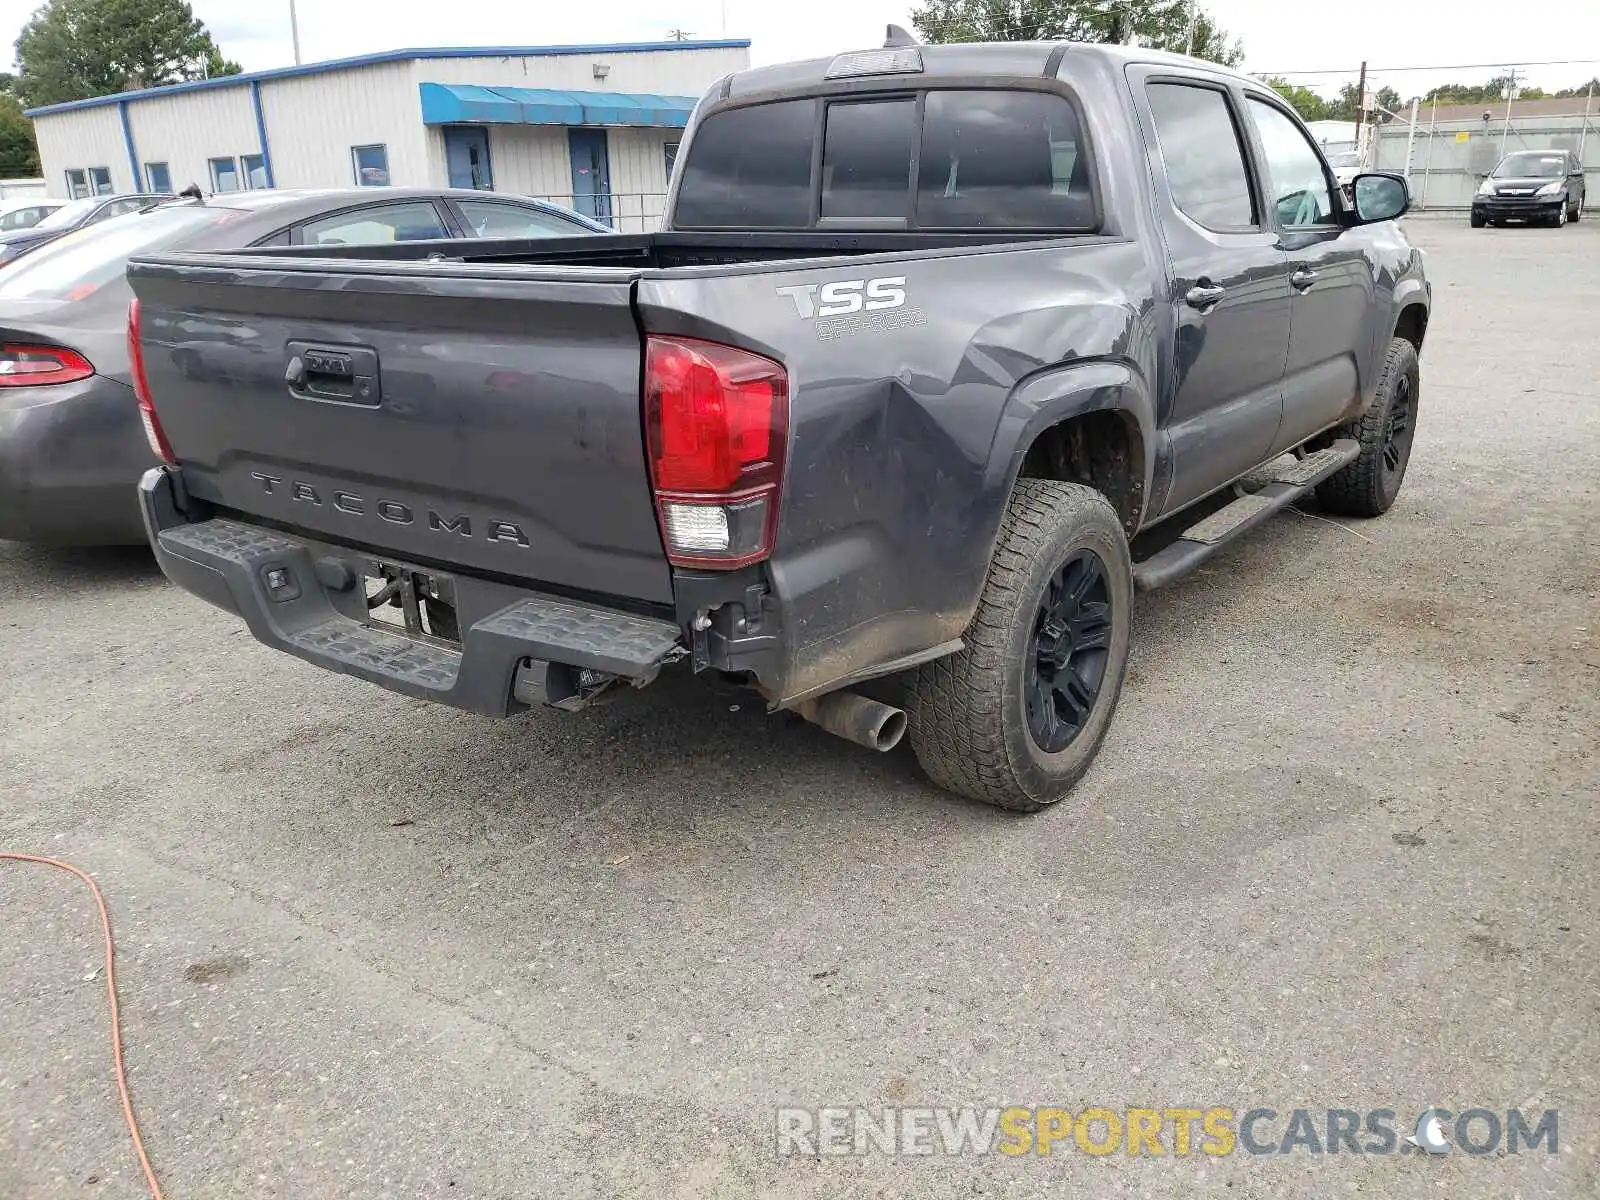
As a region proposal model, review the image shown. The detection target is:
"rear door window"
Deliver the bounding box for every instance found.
[1144,83,1258,230]
[915,90,1094,229]
[821,99,916,220]
[674,99,816,229]
[297,201,450,245]
[456,199,594,238]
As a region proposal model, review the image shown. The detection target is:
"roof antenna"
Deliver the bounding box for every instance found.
[884,24,920,48]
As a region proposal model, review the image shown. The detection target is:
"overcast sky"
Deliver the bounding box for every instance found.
[2,0,1598,100]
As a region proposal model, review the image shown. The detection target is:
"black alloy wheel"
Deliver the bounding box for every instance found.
[1026,550,1113,754]
[1382,372,1416,480]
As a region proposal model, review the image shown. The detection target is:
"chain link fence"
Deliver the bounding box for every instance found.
[1373,102,1598,210]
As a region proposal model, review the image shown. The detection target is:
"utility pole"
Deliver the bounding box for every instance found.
[1184,0,1199,56]
[1501,66,1519,156]
[289,0,302,66]
[1354,61,1368,164]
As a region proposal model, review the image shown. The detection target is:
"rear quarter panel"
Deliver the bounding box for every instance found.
[638,238,1157,701]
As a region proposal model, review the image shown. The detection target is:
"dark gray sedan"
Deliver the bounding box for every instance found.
[0,188,605,545]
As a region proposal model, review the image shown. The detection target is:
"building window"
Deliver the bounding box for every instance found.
[145,162,172,193]
[209,156,241,193]
[664,141,680,180]
[351,144,390,187]
[88,166,114,195]
[65,169,89,199]
[242,154,268,189]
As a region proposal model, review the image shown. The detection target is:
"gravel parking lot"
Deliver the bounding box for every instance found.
[2,215,1596,1199]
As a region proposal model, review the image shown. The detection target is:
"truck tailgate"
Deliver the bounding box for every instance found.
[127,259,671,605]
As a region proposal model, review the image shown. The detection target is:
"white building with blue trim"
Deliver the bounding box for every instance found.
[23,39,750,231]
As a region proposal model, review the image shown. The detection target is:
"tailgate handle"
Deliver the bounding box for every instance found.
[285,341,381,406]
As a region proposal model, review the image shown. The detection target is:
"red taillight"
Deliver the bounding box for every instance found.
[127,297,174,464]
[0,342,93,387]
[644,335,788,569]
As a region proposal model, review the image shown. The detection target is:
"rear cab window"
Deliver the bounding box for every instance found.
[674,100,815,228]
[674,88,1097,232]
[821,99,916,220]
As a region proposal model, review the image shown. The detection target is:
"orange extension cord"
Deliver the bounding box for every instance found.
[1,853,165,1200]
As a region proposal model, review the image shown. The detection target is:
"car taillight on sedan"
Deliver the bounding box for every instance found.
[0,343,93,386]
[644,335,788,569]
[126,297,175,463]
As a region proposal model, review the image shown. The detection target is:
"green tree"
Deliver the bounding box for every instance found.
[910,0,1244,68]
[0,94,41,175]
[1326,82,1403,123]
[1424,76,1547,106]
[14,0,241,108]
[1264,76,1327,122]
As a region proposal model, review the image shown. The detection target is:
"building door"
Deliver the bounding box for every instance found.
[444,126,493,190]
[567,129,612,226]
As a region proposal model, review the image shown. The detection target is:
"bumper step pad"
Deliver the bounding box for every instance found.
[289,619,461,691]
[478,598,681,678]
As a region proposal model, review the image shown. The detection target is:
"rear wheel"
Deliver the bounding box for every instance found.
[906,480,1133,812]
[1316,337,1420,518]
[1569,195,1583,223]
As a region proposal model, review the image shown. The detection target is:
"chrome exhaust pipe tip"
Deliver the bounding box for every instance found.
[797,691,908,753]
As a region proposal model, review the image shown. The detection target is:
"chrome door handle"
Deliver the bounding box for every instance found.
[1291,268,1320,291]
[1185,284,1227,309]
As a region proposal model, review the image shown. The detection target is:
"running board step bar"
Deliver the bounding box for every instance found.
[1133,439,1361,591]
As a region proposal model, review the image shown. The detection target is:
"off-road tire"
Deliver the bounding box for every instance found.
[906,480,1133,812]
[1316,336,1420,518]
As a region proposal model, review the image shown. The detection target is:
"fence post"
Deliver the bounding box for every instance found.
[1404,96,1420,193]
[1420,102,1437,209]
[1581,80,1594,165]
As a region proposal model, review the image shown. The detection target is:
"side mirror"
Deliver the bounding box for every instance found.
[1351,172,1410,224]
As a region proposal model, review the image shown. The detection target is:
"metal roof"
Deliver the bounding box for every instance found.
[23,40,750,118]
[418,83,699,128]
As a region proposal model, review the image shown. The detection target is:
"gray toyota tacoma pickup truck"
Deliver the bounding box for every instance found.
[126,36,1430,811]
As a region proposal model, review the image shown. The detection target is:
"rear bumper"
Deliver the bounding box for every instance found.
[140,467,687,716]
[0,376,154,545]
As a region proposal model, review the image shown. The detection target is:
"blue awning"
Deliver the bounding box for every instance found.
[419,82,697,128]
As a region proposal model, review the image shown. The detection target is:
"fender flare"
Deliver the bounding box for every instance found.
[1390,278,1430,344]
[984,358,1159,531]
